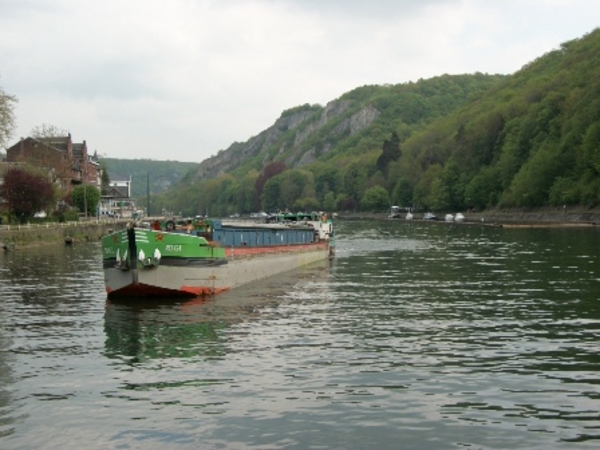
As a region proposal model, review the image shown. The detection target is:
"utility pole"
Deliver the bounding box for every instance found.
[146,173,150,217]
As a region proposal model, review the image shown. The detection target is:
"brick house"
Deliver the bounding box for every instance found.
[5,134,101,193]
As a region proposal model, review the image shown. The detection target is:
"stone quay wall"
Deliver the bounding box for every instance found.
[1,220,128,250]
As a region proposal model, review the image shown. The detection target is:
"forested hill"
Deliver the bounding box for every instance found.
[396,27,600,211]
[152,74,506,216]
[101,158,197,198]
[152,27,600,217]
[188,73,504,182]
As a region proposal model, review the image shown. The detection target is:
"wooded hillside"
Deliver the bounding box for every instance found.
[101,158,197,199]
[144,28,600,217]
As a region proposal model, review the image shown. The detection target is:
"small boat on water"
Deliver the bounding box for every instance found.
[423,212,437,221]
[101,212,334,298]
[445,214,454,222]
[454,212,465,222]
[389,206,402,219]
[405,212,414,220]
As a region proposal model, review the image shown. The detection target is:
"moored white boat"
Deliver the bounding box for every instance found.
[389,206,401,219]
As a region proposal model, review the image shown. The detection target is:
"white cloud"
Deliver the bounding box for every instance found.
[1,0,599,162]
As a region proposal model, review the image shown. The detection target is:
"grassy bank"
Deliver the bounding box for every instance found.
[1,220,127,250]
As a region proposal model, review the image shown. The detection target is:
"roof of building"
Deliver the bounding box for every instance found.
[38,135,70,152]
[105,185,130,198]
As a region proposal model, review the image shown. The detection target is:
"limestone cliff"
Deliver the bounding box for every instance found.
[192,100,380,181]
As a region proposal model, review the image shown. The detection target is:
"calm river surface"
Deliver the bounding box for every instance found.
[1,220,599,449]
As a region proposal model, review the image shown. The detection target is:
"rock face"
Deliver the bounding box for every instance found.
[192,101,381,181]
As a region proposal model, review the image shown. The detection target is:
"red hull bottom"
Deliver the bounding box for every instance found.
[106,283,230,298]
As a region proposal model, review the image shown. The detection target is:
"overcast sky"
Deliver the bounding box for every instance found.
[1,0,599,163]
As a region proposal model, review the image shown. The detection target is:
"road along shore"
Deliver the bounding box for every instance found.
[337,207,600,228]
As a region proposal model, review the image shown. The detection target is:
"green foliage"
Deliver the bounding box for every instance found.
[150,27,600,215]
[101,158,198,198]
[279,170,313,208]
[54,208,79,223]
[322,192,337,211]
[391,177,413,207]
[342,161,368,201]
[548,176,579,206]
[279,103,322,119]
[500,143,567,207]
[71,185,101,215]
[311,163,340,202]
[376,131,401,174]
[255,161,287,208]
[261,176,282,212]
[100,162,111,195]
[360,186,390,211]
[465,166,502,209]
[413,164,443,210]
[294,197,320,211]
[580,122,600,174]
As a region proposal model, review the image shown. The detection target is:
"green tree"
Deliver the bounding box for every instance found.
[376,131,401,174]
[71,185,101,216]
[429,158,465,210]
[294,197,320,211]
[360,186,390,211]
[234,171,259,213]
[255,161,287,210]
[261,177,282,212]
[322,192,337,211]
[101,158,199,199]
[276,169,317,209]
[429,178,449,211]
[312,164,339,202]
[100,163,111,195]
[342,161,367,202]
[413,164,443,210]
[280,170,307,207]
[501,143,565,207]
[580,122,600,174]
[391,177,413,207]
[465,166,502,209]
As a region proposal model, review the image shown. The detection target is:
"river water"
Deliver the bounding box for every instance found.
[1,220,599,449]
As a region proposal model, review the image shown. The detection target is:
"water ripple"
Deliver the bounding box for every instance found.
[1,226,600,449]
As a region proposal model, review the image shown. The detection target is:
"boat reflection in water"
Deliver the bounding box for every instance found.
[103,259,332,363]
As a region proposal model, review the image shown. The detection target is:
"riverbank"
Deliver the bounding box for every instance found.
[3,207,598,251]
[336,207,600,227]
[1,220,127,250]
